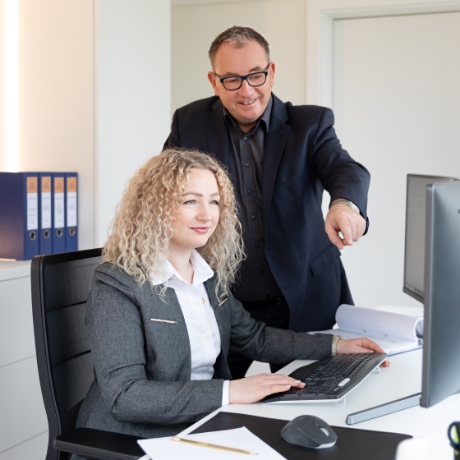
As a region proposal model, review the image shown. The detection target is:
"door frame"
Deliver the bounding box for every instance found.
[306,0,460,106]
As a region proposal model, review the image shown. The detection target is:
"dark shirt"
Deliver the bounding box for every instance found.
[223,96,283,302]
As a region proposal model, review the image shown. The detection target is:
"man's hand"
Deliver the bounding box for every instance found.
[325,204,366,250]
[337,337,390,367]
[229,373,305,404]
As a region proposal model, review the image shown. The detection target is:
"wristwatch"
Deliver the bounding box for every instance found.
[331,199,360,215]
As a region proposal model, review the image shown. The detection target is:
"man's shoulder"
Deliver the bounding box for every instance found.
[273,94,330,119]
[271,97,335,132]
[174,96,220,116]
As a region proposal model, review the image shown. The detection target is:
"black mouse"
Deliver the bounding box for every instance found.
[281,415,338,449]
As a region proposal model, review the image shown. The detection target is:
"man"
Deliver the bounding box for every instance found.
[165,26,370,379]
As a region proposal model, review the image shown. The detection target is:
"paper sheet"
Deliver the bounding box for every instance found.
[309,304,424,355]
[138,426,286,460]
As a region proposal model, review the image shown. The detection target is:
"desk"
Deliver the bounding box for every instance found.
[180,350,460,459]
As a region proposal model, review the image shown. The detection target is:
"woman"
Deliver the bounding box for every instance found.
[74,148,387,440]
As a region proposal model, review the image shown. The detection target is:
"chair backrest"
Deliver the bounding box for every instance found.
[31,248,102,460]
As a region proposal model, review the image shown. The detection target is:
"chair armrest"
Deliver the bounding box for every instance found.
[55,428,145,460]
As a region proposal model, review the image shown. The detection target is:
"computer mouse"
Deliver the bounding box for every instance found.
[280,415,338,449]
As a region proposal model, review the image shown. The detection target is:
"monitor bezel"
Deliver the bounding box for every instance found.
[403,174,459,303]
[421,180,460,407]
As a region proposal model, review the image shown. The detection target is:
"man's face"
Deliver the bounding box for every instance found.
[208,40,275,132]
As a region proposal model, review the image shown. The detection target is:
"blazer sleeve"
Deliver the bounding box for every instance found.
[87,265,224,426]
[309,107,370,221]
[221,292,334,363]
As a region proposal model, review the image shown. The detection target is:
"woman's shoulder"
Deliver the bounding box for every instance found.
[94,262,164,299]
[93,262,139,290]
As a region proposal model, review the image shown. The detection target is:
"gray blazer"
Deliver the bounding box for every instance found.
[75,262,333,439]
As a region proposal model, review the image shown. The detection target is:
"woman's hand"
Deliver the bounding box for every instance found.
[229,373,305,404]
[337,337,390,367]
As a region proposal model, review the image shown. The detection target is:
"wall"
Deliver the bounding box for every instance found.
[96,0,170,246]
[0,0,10,171]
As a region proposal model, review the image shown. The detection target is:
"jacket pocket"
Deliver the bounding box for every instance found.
[282,171,305,190]
[310,244,341,277]
[149,318,178,324]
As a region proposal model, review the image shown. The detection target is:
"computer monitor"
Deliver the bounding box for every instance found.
[403,174,458,303]
[420,180,460,407]
[346,177,460,421]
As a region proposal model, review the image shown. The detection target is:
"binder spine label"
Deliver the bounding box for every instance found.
[66,177,77,226]
[54,177,65,228]
[27,177,38,231]
[41,176,52,229]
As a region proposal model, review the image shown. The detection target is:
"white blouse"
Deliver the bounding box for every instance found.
[150,250,229,405]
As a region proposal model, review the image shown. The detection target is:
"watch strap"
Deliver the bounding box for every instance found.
[331,199,360,214]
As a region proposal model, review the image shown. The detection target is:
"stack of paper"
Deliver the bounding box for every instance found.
[310,304,424,355]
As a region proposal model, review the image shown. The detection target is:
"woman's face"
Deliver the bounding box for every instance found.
[170,168,220,254]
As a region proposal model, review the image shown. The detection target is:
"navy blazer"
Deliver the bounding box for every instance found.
[165,94,370,332]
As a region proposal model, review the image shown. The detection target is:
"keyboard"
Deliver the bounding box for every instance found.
[262,352,388,403]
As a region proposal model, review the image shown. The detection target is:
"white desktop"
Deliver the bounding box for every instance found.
[180,346,458,459]
[133,302,459,459]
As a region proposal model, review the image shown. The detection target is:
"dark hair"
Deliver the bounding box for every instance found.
[208,26,270,69]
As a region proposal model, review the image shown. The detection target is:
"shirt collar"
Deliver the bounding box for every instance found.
[222,94,272,135]
[150,249,214,287]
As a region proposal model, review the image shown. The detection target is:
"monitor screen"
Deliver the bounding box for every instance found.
[403,174,458,303]
[421,180,460,407]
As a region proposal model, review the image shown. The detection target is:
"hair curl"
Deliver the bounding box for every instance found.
[208,26,270,69]
[103,148,245,300]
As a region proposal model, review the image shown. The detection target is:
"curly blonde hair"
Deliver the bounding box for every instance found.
[103,148,245,299]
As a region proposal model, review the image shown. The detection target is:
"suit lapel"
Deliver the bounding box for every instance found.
[158,287,193,377]
[262,95,291,233]
[204,281,228,341]
[204,278,232,380]
[205,278,223,313]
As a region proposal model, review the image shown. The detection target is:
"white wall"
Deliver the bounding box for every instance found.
[0,0,10,171]
[96,0,171,246]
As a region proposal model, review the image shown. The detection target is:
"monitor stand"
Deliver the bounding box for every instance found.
[346,393,421,425]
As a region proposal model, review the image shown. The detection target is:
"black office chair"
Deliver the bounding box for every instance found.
[31,248,145,460]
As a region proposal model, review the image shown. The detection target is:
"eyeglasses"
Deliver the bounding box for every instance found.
[213,63,271,91]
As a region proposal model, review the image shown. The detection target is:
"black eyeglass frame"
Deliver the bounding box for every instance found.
[213,63,271,91]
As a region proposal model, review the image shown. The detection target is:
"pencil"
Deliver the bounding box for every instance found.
[171,436,258,455]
